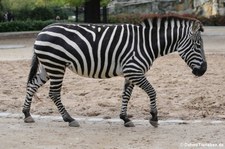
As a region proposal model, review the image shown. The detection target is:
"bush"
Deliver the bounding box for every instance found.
[0,20,55,32]
[11,7,70,21]
[30,7,54,21]
[14,7,32,20]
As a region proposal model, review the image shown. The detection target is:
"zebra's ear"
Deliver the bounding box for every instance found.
[192,20,204,33]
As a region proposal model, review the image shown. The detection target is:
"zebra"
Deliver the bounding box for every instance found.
[23,15,207,127]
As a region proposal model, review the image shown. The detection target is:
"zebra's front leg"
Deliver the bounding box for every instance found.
[138,77,158,127]
[126,73,158,127]
[49,80,80,127]
[120,79,135,127]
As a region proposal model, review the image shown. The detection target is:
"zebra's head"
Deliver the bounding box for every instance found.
[178,20,207,77]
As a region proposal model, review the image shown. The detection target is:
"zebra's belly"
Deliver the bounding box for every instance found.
[67,61,123,79]
[35,49,124,79]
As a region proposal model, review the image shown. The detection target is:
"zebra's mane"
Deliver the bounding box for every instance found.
[139,14,200,27]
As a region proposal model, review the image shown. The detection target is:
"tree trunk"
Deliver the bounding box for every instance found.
[75,6,79,22]
[102,6,107,23]
[84,0,101,23]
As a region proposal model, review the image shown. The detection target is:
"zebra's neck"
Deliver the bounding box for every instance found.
[138,17,191,60]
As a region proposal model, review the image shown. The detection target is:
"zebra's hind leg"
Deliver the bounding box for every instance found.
[49,77,80,127]
[120,79,135,127]
[23,65,49,123]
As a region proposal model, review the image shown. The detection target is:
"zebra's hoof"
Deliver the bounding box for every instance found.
[24,116,35,123]
[124,121,135,127]
[69,120,80,127]
[150,120,158,128]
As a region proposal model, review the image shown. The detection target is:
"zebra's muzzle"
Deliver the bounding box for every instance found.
[192,61,207,77]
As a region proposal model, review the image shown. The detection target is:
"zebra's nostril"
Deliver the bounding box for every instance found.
[201,61,207,71]
[192,61,207,76]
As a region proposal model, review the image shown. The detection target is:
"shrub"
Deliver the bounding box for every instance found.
[11,7,70,21]
[30,7,54,21]
[14,7,32,20]
[0,20,55,32]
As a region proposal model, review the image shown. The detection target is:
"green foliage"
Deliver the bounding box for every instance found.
[101,0,110,6]
[65,0,85,6]
[30,7,54,21]
[0,0,3,10]
[1,0,36,11]
[0,0,111,22]
[35,0,67,7]
[14,8,34,20]
[65,0,110,6]
[0,20,55,32]
[4,6,69,21]
[1,0,68,10]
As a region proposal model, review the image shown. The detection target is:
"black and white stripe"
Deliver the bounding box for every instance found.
[23,15,207,127]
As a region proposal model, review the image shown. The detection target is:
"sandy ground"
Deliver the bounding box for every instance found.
[1,117,225,149]
[0,28,225,148]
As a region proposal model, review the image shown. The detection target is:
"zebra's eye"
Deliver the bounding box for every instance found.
[191,34,197,41]
[192,36,201,47]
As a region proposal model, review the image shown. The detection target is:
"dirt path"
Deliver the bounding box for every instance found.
[0,117,225,149]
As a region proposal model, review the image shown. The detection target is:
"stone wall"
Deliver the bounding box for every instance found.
[193,0,225,17]
[108,0,225,17]
[108,0,177,14]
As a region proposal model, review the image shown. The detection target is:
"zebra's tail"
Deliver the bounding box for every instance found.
[27,53,39,84]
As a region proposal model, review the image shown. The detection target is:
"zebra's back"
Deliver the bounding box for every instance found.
[34,23,135,78]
